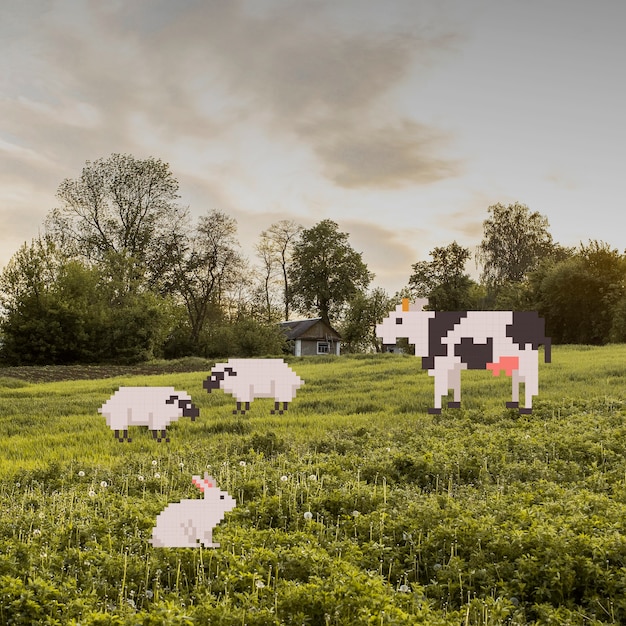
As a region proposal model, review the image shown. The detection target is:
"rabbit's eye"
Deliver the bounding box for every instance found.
[220,495,224,500]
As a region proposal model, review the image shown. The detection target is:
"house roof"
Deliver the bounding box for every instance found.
[278,318,342,341]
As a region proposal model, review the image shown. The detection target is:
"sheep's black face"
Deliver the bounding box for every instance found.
[203,371,225,393]
[179,399,199,421]
[203,368,236,393]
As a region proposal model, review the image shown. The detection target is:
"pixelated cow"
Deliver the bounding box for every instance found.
[376,299,551,414]
[98,387,200,442]
[203,358,303,415]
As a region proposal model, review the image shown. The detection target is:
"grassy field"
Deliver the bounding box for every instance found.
[1,346,626,624]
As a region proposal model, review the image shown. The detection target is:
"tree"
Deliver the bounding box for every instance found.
[476,202,555,295]
[341,288,395,352]
[46,153,189,288]
[164,210,243,346]
[408,241,477,310]
[0,238,169,364]
[289,220,372,325]
[533,241,626,344]
[257,220,303,321]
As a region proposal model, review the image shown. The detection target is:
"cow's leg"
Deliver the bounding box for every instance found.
[519,353,539,414]
[428,369,447,414]
[447,362,463,408]
[506,370,520,409]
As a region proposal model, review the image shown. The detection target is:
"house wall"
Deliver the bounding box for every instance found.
[298,339,341,356]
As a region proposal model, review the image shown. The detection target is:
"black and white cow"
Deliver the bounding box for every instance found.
[376,299,551,414]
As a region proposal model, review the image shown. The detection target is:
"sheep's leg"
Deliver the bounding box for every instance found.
[271,401,289,415]
[114,429,131,442]
[233,401,250,415]
[151,429,169,442]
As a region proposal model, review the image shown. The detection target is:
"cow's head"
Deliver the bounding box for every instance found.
[203,366,237,393]
[376,298,433,355]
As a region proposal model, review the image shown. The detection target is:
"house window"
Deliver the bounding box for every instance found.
[317,341,330,354]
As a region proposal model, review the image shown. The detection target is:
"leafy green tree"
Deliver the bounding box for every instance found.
[46,153,189,289]
[289,220,372,325]
[341,288,395,353]
[476,202,555,296]
[534,241,626,344]
[0,238,169,364]
[408,241,477,310]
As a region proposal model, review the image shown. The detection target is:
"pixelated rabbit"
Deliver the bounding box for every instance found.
[151,474,236,548]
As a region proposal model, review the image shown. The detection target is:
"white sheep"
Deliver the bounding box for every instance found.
[203,358,303,415]
[151,474,236,548]
[98,387,200,442]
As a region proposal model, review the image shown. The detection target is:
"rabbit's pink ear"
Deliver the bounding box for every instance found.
[203,473,216,488]
[192,476,205,492]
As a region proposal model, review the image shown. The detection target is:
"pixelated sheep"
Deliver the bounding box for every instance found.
[98,387,200,442]
[151,474,236,548]
[203,358,303,415]
[376,299,551,414]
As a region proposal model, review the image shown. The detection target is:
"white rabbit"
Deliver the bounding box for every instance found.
[151,474,236,548]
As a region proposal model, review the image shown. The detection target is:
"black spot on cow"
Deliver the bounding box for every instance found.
[506,312,551,362]
[454,336,494,369]
[422,312,468,370]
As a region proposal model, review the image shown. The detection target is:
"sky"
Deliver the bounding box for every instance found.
[1,0,625,294]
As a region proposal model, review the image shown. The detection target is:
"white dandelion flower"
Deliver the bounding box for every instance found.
[303,511,313,520]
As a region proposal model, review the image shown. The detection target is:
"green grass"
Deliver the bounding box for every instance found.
[1,347,626,624]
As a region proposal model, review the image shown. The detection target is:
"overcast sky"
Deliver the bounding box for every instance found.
[1,0,625,293]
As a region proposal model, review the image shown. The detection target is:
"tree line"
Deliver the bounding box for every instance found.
[1,154,624,365]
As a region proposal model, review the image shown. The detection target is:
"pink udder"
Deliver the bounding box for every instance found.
[486,356,519,377]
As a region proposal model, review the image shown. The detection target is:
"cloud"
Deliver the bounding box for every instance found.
[311,120,462,188]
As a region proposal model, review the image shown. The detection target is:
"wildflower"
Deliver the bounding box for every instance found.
[138,475,145,482]
[352,510,360,517]
[100,481,108,488]
[152,460,158,467]
[179,462,184,468]
[89,490,96,497]
[154,473,161,479]
[78,471,85,477]
[398,584,410,593]
[255,580,265,589]
[145,589,154,599]
[239,461,247,467]
[280,475,289,482]
[303,511,313,520]
[33,528,41,537]
[308,474,317,481]
[15,482,20,488]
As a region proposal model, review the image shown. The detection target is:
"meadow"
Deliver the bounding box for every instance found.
[1,346,626,625]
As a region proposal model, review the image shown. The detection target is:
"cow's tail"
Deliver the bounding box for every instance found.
[543,337,551,363]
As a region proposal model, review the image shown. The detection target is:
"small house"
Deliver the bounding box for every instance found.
[279,318,342,356]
